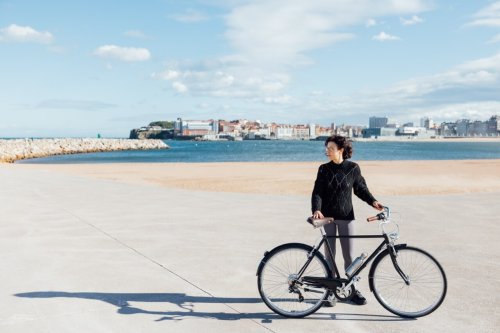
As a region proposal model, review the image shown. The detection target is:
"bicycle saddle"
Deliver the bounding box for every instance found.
[307,217,334,228]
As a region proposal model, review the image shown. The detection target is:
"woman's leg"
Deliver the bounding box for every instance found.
[323,222,337,275]
[323,220,356,274]
[335,220,355,272]
[337,220,367,305]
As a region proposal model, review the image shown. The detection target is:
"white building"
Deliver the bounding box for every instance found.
[309,123,316,139]
[276,126,294,139]
[399,126,436,137]
[420,117,435,129]
[174,118,218,136]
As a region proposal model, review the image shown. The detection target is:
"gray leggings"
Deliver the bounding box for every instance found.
[324,220,355,277]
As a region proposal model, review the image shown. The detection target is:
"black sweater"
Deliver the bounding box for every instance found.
[311,160,376,220]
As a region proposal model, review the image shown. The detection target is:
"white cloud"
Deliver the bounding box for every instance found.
[263,94,293,104]
[152,59,291,101]
[303,52,500,124]
[0,24,53,43]
[224,0,430,66]
[170,9,208,22]
[153,69,180,80]
[366,18,377,27]
[153,0,432,108]
[93,45,151,62]
[172,81,188,93]
[467,1,500,27]
[372,31,401,41]
[400,15,424,26]
[413,102,500,122]
[379,53,500,102]
[124,30,151,39]
[488,33,500,44]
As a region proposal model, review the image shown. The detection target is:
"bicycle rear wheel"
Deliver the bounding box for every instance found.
[257,243,331,318]
[371,246,447,318]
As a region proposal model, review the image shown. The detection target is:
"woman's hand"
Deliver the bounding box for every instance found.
[312,210,324,219]
[372,201,384,211]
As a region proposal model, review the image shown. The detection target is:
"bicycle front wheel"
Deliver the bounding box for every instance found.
[257,243,331,318]
[371,246,447,318]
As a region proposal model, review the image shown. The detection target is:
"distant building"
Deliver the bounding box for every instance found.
[487,115,500,135]
[174,118,218,137]
[219,120,242,138]
[397,126,420,136]
[369,116,388,128]
[256,126,271,139]
[362,128,381,138]
[165,114,499,141]
[397,126,435,138]
[420,117,435,129]
[317,126,333,138]
[439,122,457,136]
[469,120,487,136]
[456,119,469,136]
[309,123,316,139]
[293,125,309,140]
[276,125,293,139]
[381,127,398,136]
[244,121,271,139]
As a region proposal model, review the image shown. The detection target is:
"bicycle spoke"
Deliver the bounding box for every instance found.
[372,247,446,318]
[258,245,329,318]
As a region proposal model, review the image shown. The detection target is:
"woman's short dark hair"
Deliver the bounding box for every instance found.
[325,135,353,159]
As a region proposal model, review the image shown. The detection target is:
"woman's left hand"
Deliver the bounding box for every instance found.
[372,201,384,211]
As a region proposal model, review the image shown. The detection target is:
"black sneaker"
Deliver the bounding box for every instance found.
[350,290,367,305]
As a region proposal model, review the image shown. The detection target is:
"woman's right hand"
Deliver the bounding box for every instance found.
[312,210,324,219]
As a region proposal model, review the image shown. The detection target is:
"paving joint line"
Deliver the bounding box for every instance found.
[62,208,276,333]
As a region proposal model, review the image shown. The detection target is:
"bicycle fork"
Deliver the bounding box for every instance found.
[389,244,411,285]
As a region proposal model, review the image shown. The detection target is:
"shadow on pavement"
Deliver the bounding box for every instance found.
[15,291,412,322]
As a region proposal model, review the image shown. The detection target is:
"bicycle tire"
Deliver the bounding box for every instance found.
[370,246,447,318]
[257,243,332,318]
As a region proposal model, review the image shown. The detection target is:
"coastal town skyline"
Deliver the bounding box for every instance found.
[131,114,500,140]
[1,1,500,137]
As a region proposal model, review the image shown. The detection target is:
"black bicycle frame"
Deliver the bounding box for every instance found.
[299,233,407,287]
[324,234,388,280]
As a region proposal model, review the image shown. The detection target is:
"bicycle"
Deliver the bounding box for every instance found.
[256,207,447,318]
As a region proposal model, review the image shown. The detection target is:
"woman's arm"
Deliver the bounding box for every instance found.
[311,165,325,214]
[352,164,378,207]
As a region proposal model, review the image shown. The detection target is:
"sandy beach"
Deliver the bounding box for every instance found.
[1,160,499,332]
[9,159,500,196]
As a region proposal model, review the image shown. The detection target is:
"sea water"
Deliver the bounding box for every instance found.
[16,140,500,163]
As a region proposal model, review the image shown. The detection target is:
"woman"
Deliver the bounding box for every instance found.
[311,135,383,306]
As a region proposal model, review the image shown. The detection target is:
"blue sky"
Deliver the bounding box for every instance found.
[1,0,500,137]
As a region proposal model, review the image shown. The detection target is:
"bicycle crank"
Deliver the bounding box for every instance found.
[334,284,355,301]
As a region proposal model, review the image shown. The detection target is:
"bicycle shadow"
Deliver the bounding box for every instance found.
[14,291,413,322]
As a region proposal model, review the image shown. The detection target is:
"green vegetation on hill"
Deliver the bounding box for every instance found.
[149,121,174,129]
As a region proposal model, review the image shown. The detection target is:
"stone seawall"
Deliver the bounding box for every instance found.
[0,138,169,163]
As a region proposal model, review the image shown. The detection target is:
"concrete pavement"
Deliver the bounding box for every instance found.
[1,164,498,332]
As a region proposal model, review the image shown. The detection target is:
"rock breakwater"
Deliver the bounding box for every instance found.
[0,138,169,163]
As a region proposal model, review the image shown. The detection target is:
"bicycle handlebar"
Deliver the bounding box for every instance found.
[366,206,390,222]
[367,214,383,222]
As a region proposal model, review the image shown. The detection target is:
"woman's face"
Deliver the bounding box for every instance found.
[325,142,344,163]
